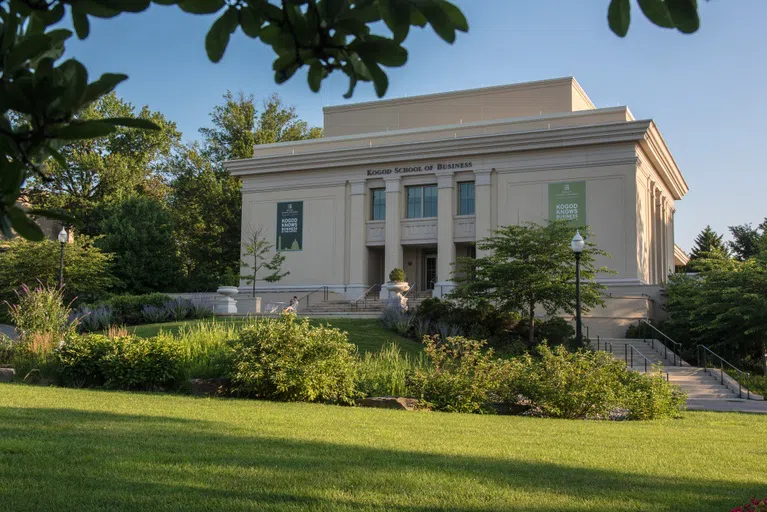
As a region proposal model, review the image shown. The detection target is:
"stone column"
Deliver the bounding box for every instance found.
[384,176,402,280]
[653,188,662,284]
[347,180,368,299]
[648,182,656,284]
[660,196,668,282]
[668,208,676,273]
[435,171,456,298]
[474,169,492,258]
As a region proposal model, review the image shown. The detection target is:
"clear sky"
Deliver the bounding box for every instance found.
[65,0,767,251]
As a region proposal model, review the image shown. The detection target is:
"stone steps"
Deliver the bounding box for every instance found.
[592,338,748,401]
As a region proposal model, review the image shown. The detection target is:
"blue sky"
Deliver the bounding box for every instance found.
[65,1,767,251]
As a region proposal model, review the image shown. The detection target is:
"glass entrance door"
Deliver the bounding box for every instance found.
[424,254,437,290]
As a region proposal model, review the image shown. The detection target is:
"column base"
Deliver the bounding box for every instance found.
[432,281,456,299]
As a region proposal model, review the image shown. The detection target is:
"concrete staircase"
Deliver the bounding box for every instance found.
[300,294,430,315]
[593,338,746,400]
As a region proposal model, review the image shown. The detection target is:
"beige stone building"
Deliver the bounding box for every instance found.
[225,77,689,332]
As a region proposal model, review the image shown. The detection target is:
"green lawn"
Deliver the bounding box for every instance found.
[1,385,765,511]
[130,317,423,356]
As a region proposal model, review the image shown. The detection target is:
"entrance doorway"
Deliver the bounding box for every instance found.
[423,254,437,290]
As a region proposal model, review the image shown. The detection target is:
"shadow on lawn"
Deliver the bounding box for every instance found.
[0,406,761,512]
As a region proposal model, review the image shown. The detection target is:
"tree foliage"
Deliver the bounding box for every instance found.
[729,219,767,262]
[241,225,289,297]
[0,235,115,306]
[450,221,611,344]
[0,0,708,239]
[665,260,767,376]
[26,92,180,235]
[96,196,181,294]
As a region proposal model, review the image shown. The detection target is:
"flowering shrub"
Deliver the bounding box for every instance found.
[731,497,767,512]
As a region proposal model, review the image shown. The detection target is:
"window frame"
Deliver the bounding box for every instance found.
[370,188,386,221]
[406,184,438,219]
[457,181,475,216]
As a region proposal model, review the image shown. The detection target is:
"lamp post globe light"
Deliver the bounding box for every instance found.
[58,227,68,289]
[571,230,585,346]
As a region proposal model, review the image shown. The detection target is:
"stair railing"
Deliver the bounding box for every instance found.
[595,336,613,354]
[403,281,417,298]
[351,284,381,312]
[625,344,669,380]
[638,319,683,366]
[296,285,328,310]
[697,345,752,400]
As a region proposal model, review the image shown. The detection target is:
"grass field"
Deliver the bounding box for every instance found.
[1,385,765,511]
[130,317,423,356]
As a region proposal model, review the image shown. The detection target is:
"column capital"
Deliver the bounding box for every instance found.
[473,169,492,186]
[349,180,366,195]
[436,171,454,189]
[384,175,401,192]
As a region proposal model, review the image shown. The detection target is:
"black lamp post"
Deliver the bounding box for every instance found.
[58,227,68,289]
[571,230,585,346]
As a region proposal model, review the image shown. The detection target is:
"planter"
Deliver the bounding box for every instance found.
[216,286,239,297]
[383,281,410,294]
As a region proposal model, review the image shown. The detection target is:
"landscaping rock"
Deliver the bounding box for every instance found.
[189,378,231,397]
[0,367,14,383]
[357,396,421,411]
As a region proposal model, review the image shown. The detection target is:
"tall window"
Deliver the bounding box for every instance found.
[458,182,475,215]
[371,188,386,220]
[406,185,438,218]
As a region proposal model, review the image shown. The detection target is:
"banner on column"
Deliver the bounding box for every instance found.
[548,181,586,227]
[276,201,303,251]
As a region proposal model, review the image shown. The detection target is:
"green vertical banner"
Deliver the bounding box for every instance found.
[548,181,586,227]
[276,201,303,251]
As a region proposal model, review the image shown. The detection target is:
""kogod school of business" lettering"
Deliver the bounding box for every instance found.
[366,161,473,176]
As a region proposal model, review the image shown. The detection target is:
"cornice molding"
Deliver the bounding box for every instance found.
[226,121,652,177]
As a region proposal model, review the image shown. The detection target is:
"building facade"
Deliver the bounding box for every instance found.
[225,77,688,310]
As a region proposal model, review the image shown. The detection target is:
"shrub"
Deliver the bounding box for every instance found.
[388,268,406,282]
[620,368,687,420]
[187,300,213,320]
[56,333,185,390]
[0,335,15,365]
[56,334,113,387]
[104,293,172,325]
[357,343,423,397]
[100,334,185,390]
[230,313,358,404]
[76,305,114,333]
[505,345,627,419]
[407,336,504,413]
[141,305,168,324]
[504,344,685,420]
[536,317,575,347]
[412,298,520,348]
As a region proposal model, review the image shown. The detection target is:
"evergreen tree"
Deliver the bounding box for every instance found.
[689,225,730,261]
[729,219,767,261]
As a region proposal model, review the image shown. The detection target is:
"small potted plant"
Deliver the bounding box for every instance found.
[383,268,410,295]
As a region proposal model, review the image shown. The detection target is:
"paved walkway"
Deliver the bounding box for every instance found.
[686,398,767,414]
[0,324,17,340]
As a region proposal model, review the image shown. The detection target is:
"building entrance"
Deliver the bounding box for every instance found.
[423,254,437,291]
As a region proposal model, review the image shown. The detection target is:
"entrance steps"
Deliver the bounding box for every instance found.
[592,338,752,401]
[301,296,430,314]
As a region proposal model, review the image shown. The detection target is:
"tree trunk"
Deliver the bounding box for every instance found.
[528,302,535,345]
[763,340,766,378]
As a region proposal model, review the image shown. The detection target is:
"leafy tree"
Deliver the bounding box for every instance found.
[451,221,611,344]
[25,92,181,235]
[690,226,730,260]
[0,0,707,240]
[665,261,767,377]
[729,220,767,261]
[97,196,182,294]
[241,226,289,298]
[0,236,116,307]
[169,92,320,290]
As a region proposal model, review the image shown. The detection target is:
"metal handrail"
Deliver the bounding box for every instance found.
[697,345,752,400]
[295,285,328,309]
[351,284,381,312]
[638,319,683,366]
[403,281,417,298]
[595,336,613,354]
[624,344,655,373]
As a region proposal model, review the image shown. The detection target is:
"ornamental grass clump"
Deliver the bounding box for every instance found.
[357,342,424,397]
[173,320,238,379]
[230,313,358,404]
